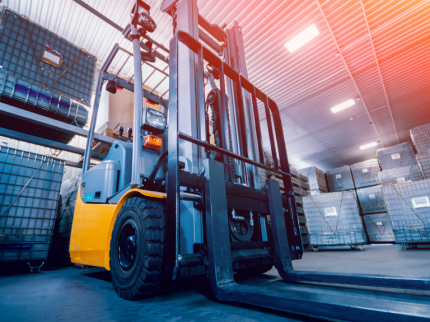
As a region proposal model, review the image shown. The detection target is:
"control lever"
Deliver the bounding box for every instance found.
[118,127,128,142]
[127,128,133,143]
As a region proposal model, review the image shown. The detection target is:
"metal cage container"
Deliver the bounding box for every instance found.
[416,149,430,179]
[376,142,418,171]
[350,159,380,188]
[378,165,423,186]
[410,123,430,154]
[356,185,386,215]
[302,191,366,247]
[0,8,95,144]
[326,165,354,192]
[363,213,395,243]
[382,179,430,244]
[0,146,64,261]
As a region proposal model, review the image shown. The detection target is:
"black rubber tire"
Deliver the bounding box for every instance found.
[109,197,166,300]
[235,264,273,277]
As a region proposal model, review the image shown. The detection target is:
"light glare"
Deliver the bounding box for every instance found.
[360,142,378,150]
[331,99,355,113]
[285,24,320,53]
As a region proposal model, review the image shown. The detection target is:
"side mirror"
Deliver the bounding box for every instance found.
[131,0,157,33]
[106,80,117,94]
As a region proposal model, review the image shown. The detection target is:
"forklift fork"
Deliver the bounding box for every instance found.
[203,159,430,321]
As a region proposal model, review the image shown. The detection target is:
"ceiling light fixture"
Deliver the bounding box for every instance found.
[285,24,320,53]
[360,142,378,150]
[331,99,355,113]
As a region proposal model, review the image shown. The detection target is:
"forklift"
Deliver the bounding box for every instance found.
[70,1,430,320]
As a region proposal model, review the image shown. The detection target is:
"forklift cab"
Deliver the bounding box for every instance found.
[80,107,168,204]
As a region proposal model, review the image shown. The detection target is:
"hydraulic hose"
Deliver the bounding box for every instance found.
[148,151,168,181]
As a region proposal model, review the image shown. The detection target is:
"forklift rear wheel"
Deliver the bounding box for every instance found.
[109,197,166,300]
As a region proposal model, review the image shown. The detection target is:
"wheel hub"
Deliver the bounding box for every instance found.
[118,222,138,271]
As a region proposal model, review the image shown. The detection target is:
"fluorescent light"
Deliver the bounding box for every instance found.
[285,24,320,53]
[331,99,355,113]
[360,142,378,150]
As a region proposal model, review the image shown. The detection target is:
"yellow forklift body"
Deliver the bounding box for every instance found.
[69,188,167,270]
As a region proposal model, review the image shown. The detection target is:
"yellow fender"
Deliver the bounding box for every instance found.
[70,187,166,270]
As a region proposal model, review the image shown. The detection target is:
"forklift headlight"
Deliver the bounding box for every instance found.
[141,107,166,134]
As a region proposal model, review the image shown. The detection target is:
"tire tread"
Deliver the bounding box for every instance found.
[110,197,166,300]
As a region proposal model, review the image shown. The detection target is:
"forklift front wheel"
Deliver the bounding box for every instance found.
[109,197,166,300]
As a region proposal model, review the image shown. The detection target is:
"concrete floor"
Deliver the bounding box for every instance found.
[1,245,429,322]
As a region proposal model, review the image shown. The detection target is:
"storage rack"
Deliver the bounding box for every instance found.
[0,8,96,144]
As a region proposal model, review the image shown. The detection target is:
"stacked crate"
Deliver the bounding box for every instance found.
[376,142,422,186]
[410,123,430,153]
[378,166,423,186]
[0,146,65,262]
[355,185,386,215]
[416,151,430,179]
[376,143,418,170]
[261,152,311,248]
[376,140,430,247]
[350,159,380,188]
[351,159,394,243]
[302,191,367,249]
[298,166,328,194]
[411,123,430,179]
[326,165,355,192]
[362,213,395,243]
[382,179,430,247]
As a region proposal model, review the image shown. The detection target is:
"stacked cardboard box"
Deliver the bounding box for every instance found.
[298,166,328,194]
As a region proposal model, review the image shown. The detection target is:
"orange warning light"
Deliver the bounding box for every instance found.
[143,134,162,150]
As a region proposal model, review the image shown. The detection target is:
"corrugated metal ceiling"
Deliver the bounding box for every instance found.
[6,0,430,170]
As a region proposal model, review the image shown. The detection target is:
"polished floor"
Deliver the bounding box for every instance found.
[1,244,429,322]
